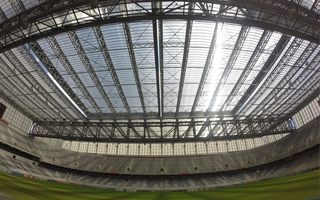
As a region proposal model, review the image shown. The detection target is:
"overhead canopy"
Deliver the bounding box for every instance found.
[0,0,319,142]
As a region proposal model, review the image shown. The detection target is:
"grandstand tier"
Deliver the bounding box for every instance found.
[0,118,319,190]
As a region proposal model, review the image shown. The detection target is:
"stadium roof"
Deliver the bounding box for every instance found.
[0,0,319,142]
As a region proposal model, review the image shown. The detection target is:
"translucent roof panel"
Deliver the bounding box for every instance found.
[225,32,283,111]
[180,21,216,112]
[37,39,96,111]
[0,0,17,20]
[197,23,242,112]
[240,39,310,116]
[55,32,114,113]
[1,0,318,122]
[162,20,187,112]
[129,21,158,112]
[0,0,41,23]
[76,27,125,112]
[213,27,264,112]
[101,23,143,113]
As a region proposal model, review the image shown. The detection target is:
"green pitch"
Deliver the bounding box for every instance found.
[0,170,319,200]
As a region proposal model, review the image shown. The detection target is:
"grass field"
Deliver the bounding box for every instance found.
[0,170,319,200]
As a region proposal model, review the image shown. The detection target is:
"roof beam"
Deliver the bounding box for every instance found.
[0,4,83,120]
[207,26,250,112]
[46,36,102,113]
[192,5,222,138]
[0,6,6,22]
[93,26,131,113]
[0,81,49,120]
[152,0,163,117]
[220,30,272,111]
[249,43,319,117]
[233,1,318,113]
[123,23,146,114]
[272,64,320,117]
[0,0,319,53]
[0,58,56,120]
[191,24,219,113]
[244,1,320,118]
[0,51,70,119]
[248,49,320,133]
[67,30,116,113]
[30,117,294,143]
[286,86,320,118]
[27,42,89,118]
[232,35,291,115]
[159,20,164,118]
[87,111,232,120]
[0,79,41,121]
[264,81,320,133]
[176,2,193,113]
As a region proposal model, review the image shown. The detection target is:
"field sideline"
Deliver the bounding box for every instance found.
[0,170,319,200]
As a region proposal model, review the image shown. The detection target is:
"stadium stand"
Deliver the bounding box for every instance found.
[0,117,318,190]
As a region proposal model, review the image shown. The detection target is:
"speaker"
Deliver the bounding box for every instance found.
[0,102,6,118]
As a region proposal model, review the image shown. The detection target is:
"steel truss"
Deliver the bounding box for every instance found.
[232,35,291,115]
[29,118,294,143]
[0,0,319,54]
[0,2,83,120]
[251,43,320,117]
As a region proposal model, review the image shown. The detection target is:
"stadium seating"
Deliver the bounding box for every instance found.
[0,117,319,190]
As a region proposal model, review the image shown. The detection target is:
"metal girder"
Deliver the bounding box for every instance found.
[0,6,5,22]
[221,30,272,110]
[286,87,320,118]
[207,26,250,111]
[198,25,250,137]
[93,26,131,113]
[0,0,319,54]
[26,42,89,118]
[232,35,292,115]
[7,0,85,119]
[87,111,235,120]
[0,4,82,120]
[152,1,163,117]
[233,0,320,116]
[250,43,319,117]
[123,22,146,114]
[175,3,193,114]
[313,0,320,13]
[159,19,164,118]
[67,30,116,113]
[265,85,320,132]
[244,1,320,118]
[237,38,307,116]
[258,58,320,132]
[254,47,320,132]
[191,22,219,113]
[0,81,40,121]
[0,56,57,120]
[191,23,219,138]
[0,72,50,120]
[46,36,102,113]
[191,6,221,138]
[273,69,320,117]
[0,51,72,120]
[8,0,24,13]
[29,117,294,143]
